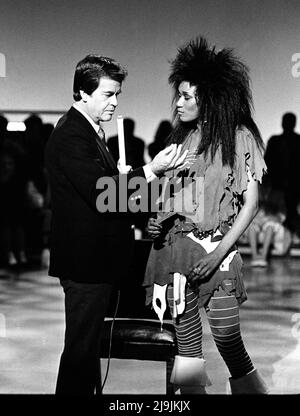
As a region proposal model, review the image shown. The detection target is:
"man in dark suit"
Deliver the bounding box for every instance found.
[265,112,300,233]
[45,54,186,395]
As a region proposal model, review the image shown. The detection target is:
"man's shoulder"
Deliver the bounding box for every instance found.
[51,107,92,140]
[134,136,145,148]
[46,110,88,158]
[292,132,300,141]
[266,135,284,150]
[268,134,283,143]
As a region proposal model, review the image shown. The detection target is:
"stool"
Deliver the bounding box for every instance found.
[100,318,177,394]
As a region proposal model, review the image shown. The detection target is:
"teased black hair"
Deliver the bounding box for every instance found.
[168,36,264,167]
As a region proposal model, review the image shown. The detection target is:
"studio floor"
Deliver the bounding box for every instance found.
[0,255,300,395]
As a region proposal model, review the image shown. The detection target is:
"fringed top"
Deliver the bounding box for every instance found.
[143,126,267,308]
[155,126,266,234]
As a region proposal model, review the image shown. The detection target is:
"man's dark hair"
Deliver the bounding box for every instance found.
[73,55,128,101]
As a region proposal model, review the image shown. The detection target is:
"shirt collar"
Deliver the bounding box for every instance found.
[73,103,102,134]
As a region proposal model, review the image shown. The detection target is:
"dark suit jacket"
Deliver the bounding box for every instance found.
[45,107,145,285]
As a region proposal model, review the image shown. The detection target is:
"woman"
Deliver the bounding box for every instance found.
[143,37,268,394]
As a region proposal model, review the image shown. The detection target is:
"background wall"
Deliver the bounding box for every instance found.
[0,0,300,145]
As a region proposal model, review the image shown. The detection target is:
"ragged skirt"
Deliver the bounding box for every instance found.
[143,229,247,312]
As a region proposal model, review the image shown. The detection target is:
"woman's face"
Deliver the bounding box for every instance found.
[176,81,199,122]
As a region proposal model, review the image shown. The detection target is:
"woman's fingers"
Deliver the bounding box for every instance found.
[148,218,162,229]
[187,260,211,285]
[147,217,162,238]
[189,260,204,275]
[148,229,161,235]
[148,225,161,232]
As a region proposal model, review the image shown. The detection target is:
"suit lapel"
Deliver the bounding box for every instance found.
[95,133,117,170]
[68,107,117,171]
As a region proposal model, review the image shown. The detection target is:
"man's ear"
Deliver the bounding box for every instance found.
[80,90,89,103]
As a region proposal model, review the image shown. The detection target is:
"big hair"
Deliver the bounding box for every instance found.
[73,54,128,101]
[168,36,264,167]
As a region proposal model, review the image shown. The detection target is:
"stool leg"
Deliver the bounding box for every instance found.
[166,357,175,394]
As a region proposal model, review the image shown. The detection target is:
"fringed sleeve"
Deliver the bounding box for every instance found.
[234,128,267,196]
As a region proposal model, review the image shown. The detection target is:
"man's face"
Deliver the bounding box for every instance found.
[83,77,122,123]
[176,81,199,122]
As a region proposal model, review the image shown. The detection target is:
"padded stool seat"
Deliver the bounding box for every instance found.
[100,318,177,394]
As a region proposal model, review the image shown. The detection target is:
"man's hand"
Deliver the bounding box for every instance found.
[146,217,162,239]
[117,160,132,174]
[149,144,188,176]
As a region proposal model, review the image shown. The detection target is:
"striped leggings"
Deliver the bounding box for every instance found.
[167,280,254,379]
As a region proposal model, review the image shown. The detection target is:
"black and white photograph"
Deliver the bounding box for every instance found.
[0,0,300,407]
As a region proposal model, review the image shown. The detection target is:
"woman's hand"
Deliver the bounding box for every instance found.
[146,217,162,239]
[187,250,223,287]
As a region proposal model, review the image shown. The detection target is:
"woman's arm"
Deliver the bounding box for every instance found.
[188,169,259,284]
[214,169,259,259]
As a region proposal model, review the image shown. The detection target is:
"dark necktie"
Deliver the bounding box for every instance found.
[96,125,108,152]
[98,125,105,141]
[95,125,117,169]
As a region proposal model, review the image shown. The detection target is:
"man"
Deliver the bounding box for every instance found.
[45,54,186,395]
[265,112,300,233]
